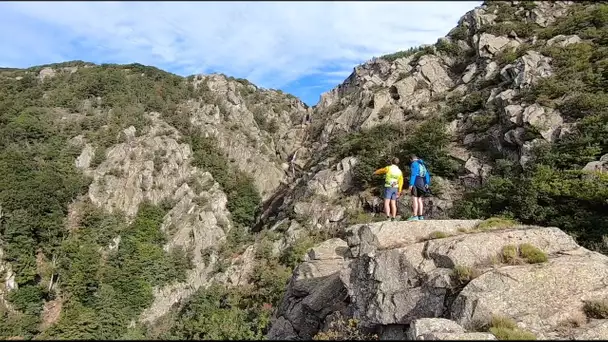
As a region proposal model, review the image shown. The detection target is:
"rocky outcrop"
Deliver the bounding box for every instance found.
[583,153,608,174]
[186,74,309,200]
[452,248,608,339]
[530,1,574,28]
[87,112,199,219]
[72,111,249,323]
[306,157,358,199]
[267,238,351,340]
[477,33,519,59]
[315,52,454,141]
[269,220,608,340]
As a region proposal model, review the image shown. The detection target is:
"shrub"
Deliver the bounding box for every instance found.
[583,299,608,319]
[450,25,469,41]
[169,285,261,340]
[500,245,521,265]
[6,285,45,315]
[428,231,449,240]
[435,38,462,57]
[380,46,424,62]
[279,235,315,269]
[518,243,548,264]
[451,265,481,286]
[496,48,519,66]
[344,209,386,225]
[313,313,378,340]
[89,147,106,167]
[487,315,536,340]
[476,217,517,231]
[484,21,541,38]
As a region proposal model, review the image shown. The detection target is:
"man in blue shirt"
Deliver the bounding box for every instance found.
[407,154,431,221]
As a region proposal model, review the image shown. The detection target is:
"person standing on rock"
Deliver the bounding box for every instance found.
[407,155,431,221]
[373,157,404,221]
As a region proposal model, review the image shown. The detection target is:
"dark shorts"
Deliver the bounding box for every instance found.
[384,187,399,200]
[411,186,428,198]
[411,176,429,197]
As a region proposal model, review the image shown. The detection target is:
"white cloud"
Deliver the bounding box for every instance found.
[0,1,481,94]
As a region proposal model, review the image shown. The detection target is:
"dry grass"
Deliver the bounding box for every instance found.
[313,313,378,341]
[486,315,536,340]
[501,244,524,265]
[555,311,588,337]
[451,265,482,286]
[583,299,608,319]
[428,231,449,240]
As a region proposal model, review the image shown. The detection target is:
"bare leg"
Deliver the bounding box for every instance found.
[411,196,418,218]
[390,200,397,218]
[417,197,424,216]
[384,199,391,218]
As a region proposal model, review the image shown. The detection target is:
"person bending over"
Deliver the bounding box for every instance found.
[373,157,403,221]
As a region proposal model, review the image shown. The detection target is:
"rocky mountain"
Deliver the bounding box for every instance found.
[0,0,607,340]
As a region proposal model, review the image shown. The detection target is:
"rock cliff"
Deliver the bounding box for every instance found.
[269,219,608,340]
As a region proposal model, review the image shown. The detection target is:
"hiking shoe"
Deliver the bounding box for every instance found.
[406,216,419,221]
[418,216,424,220]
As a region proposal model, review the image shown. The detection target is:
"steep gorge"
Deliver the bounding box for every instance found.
[0,0,607,339]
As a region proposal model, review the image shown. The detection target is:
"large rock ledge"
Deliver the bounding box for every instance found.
[268,220,608,340]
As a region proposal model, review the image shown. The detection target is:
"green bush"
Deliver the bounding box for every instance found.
[428,231,449,240]
[501,245,520,265]
[6,285,46,315]
[450,25,469,41]
[451,265,481,286]
[0,309,41,340]
[279,235,316,269]
[518,243,548,264]
[169,285,261,340]
[483,21,540,38]
[476,217,517,231]
[435,38,462,57]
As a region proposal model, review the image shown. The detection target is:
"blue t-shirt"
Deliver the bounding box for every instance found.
[409,159,431,187]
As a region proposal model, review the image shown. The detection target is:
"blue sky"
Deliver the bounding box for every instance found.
[0,1,481,106]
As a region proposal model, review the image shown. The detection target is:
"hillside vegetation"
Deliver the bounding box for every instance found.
[0,63,300,338]
[451,1,608,250]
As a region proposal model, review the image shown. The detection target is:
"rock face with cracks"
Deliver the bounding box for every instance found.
[268,219,608,340]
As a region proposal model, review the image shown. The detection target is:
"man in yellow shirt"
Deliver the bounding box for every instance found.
[373,157,404,221]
